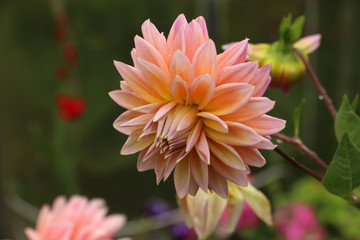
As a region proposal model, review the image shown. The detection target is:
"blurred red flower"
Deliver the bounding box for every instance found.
[56,94,86,121]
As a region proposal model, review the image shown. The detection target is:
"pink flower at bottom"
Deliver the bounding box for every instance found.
[274,203,326,240]
[25,195,128,240]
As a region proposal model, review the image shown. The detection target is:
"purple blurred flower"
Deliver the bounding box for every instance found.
[143,198,172,216]
[169,222,196,240]
[274,203,326,240]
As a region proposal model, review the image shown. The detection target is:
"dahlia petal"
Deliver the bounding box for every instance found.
[208,140,246,170]
[134,36,169,75]
[120,81,132,92]
[120,113,153,127]
[198,111,228,133]
[131,48,139,69]
[163,154,178,180]
[240,184,273,226]
[168,105,192,139]
[113,60,163,103]
[208,166,228,198]
[293,34,321,54]
[174,158,191,198]
[188,175,200,196]
[109,90,148,110]
[206,121,262,146]
[121,130,154,155]
[204,83,254,115]
[170,50,195,85]
[136,58,172,100]
[177,108,198,131]
[250,64,271,97]
[242,115,286,135]
[195,130,210,165]
[221,97,275,122]
[167,14,187,52]
[189,75,215,110]
[217,39,248,69]
[211,156,248,186]
[234,146,266,167]
[253,136,276,150]
[137,147,157,171]
[25,228,41,240]
[194,16,209,41]
[101,214,127,235]
[168,24,186,56]
[153,101,177,122]
[190,151,209,191]
[132,102,165,114]
[186,120,203,152]
[192,40,218,80]
[155,155,167,184]
[171,75,189,105]
[184,20,206,62]
[218,61,258,85]
[141,19,169,63]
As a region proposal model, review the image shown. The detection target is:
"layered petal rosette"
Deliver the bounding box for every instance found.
[110,14,285,198]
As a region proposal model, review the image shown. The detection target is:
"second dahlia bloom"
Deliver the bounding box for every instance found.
[110,14,285,198]
[25,195,128,240]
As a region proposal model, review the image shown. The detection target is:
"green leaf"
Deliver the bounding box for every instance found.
[351,94,359,111]
[292,99,305,137]
[335,95,360,150]
[322,133,360,200]
[290,15,305,42]
[279,14,292,45]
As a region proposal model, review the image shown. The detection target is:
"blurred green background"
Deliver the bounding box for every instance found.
[1,0,360,239]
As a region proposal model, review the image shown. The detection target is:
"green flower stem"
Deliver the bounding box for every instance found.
[273,133,328,170]
[293,47,337,119]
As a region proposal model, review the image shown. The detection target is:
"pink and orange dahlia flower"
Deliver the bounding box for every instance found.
[110,14,285,198]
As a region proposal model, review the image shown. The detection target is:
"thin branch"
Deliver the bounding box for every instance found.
[274,147,324,181]
[293,47,337,119]
[273,133,328,170]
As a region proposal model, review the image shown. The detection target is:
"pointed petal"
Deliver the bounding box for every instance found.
[132,102,165,114]
[190,151,208,191]
[204,83,254,115]
[163,154,178,181]
[189,75,215,110]
[234,146,266,167]
[208,140,246,170]
[174,158,191,198]
[113,110,143,134]
[221,97,275,122]
[170,50,194,85]
[167,14,187,52]
[153,101,178,122]
[192,40,218,80]
[109,90,148,110]
[253,136,276,150]
[135,35,169,75]
[188,175,200,196]
[242,115,286,135]
[218,61,258,85]
[211,156,248,186]
[137,148,157,171]
[208,166,228,198]
[250,64,271,97]
[141,19,169,63]
[217,39,248,69]
[120,113,153,127]
[294,34,321,54]
[195,16,209,41]
[184,20,206,62]
[239,184,273,226]
[120,80,132,92]
[171,75,189,105]
[136,58,172,100]
[121,130,154,155]
[186,120,203,152]
[195,130,210,165]
[177,108,198,131]
[198,111,228,133]
[155,155,167,184]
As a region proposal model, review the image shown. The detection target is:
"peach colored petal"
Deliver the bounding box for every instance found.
[253,136,276,150]
[189,75,215,110]
[120,81,132,92]
[208,166,228,198]
[195,16,209,40]
[155,154,167,184]
[109,90,148,109]
[221,200,244,235]
[250,64,271,97]
[163,154,178,180]
[293,34,321,54]
[242,115,286,135]
[121,130,155,155]
[167,105,192,139]
[174,158,191,198]
[171,75,189,105]
[25,228,41,240]
[197,111,228,133]
[218,61,258,85]
[190,151,208,191]
[132,102,165,114]
[221,97,275,122]
[208,139,246,170]
[113,111,146,135]
[192,40,218,80]
[120,113,153,127]
[186,120,203,152]
[206,121,262,146]
[170,50,195,85]
[167,14,187,52]
[184,20,206,62]
[153,101,178,122]
[195,129,210,165]
[114,60,163,103]
[188,175,200,196]
[141,19,169,64]
[136,58,172,100]
[137,148,157,171]
[217,39,248,69]
[204,83,254,115]
[177,108,198,131]
[135,35,169,75]
[211,156,248,186]
[234,146,266,167]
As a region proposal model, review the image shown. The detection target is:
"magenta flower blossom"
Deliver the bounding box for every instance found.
[25,195,128,240]
[274,203,326,240]
[110,14,285,198]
